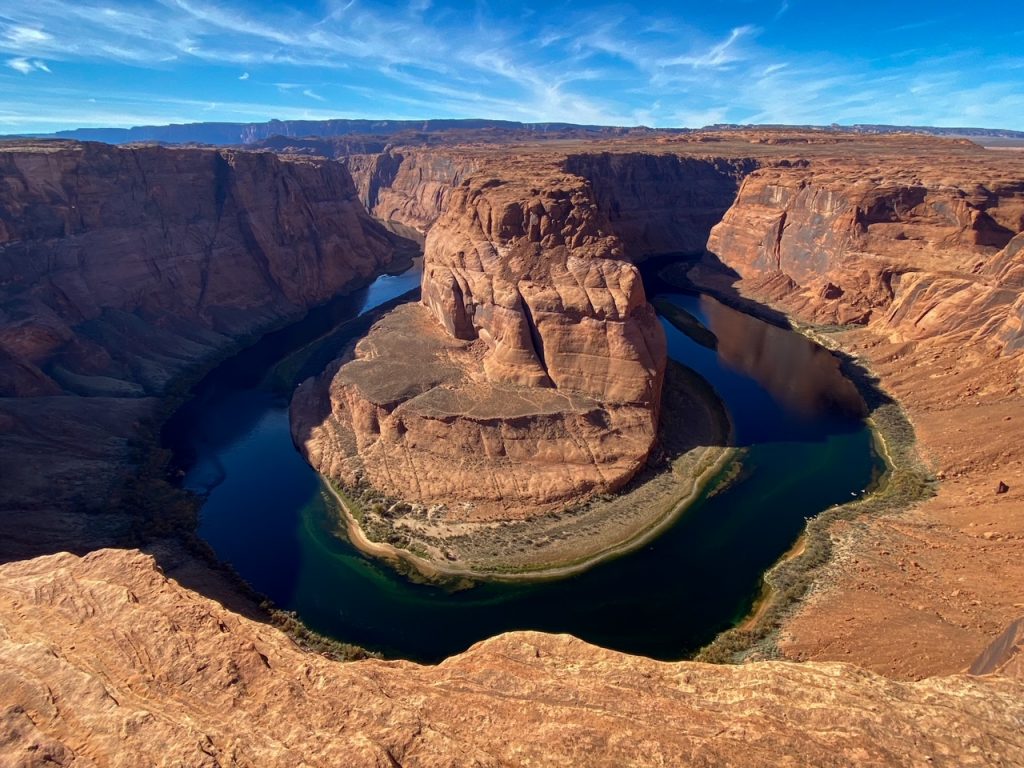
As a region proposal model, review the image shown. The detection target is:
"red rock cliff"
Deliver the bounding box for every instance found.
[706,161,1024,354]
[0,140,396,556]
[564,152,758,257]
[343,149,483,231]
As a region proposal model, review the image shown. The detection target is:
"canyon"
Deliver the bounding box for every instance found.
[0,140,401,559]
[294,163,670,521]
[1,130,1024,765]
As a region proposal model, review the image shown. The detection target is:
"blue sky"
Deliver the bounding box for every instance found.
[1,0,1022,133]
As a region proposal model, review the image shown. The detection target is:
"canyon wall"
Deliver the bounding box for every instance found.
[564,152,758,257]
[343,149,482,231]
[4,132,1024,765]
[706,161,1024,352]
[696,143,1024,677]
[0,140,397,557]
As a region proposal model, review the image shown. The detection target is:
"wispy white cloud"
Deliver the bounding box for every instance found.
[5,26,54,45]
[6,57,33,74]
[658,25,757,71]
[302,88,325,102]
[238,71,249,80]
[6,56,50,74]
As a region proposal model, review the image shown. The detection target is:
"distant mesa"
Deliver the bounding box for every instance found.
[3,117,1022,148]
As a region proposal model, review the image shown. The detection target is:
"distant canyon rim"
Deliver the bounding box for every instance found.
[1,125,1023,765]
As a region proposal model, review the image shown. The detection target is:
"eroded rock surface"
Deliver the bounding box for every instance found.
[706,157,1024,347]
[688,140,1024,677]
[2,549,1022,768]
[344,149,483,231]
[564,151,758,256]
[6,131,1024,765]
[297,165,667,517]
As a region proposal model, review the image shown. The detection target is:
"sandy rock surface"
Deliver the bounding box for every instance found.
[2,549,1022,768]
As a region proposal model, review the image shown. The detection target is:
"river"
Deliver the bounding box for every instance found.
[163,256,883,662]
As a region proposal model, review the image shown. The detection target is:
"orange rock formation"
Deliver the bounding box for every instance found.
[295,166,667,516]
[1,549,1021,767]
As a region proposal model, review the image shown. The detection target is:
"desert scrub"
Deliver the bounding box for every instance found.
[265,606,380,661]
[697,398,935,664]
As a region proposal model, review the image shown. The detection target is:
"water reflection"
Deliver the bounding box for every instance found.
[698,295,867,421]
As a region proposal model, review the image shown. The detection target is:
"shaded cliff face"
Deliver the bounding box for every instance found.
[343,149,482,231]
[0,141,395,396]
[296,165,667,517]
[1,548,1022,768]
[0,140,396,557]
[706,162,1024,353]
[564,152,759,257]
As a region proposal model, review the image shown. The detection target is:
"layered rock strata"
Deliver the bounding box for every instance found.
[343,149,483,231]
[706,160,1024,347]
[1,549,1022,767]
[0,140,396,557]
[295,167,667,518]
[564,152,758,256]
[6,132,1024,764]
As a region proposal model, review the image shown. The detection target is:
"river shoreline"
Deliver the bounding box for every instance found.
[319,360,737,583]
[683,263,933,664]
[168,252,890,661]
[323,444,738,584]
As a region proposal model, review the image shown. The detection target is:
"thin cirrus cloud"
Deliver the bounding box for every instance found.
[0,0,1021,133]
[6,57,51,74]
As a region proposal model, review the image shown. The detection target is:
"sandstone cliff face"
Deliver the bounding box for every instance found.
[564,152,759,257]
[706,162,1024,351]
[296,166,667,517]
[0,141,396,556]
[693,143,1024,678]
[0,141,393,395]
[343,149,482,231]
[2,548,1022,768]
[421,174,664,402]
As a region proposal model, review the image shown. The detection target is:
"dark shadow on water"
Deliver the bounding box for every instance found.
[643,250,899,427]
[151,254,424,625]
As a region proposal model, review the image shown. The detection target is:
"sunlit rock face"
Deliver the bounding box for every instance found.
[707,161,1024,357]
[2,549,1023,768]
[295,166,668,518]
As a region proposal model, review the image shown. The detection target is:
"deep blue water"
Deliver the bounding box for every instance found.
[164,258,883,662]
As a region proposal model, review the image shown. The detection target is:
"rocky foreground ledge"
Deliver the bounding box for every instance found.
[1,549,1022,767]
